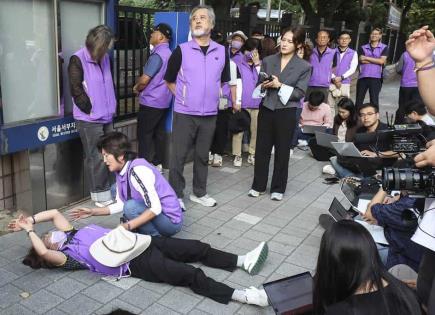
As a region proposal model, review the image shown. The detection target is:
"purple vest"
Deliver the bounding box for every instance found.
[115,159,182,224]
[221,83,233,108]
[72,48,116,123]
[309,47,335,87]
[359,43,387,79]
[62,224,129,276]
[139,43,173,109]
[333,48,356,84]
[231,50,243,66]
[174,40,226,116]
[238,59,261,109]
[400,52,417,87]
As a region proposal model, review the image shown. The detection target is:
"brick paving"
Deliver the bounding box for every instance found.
[0,80,399,314]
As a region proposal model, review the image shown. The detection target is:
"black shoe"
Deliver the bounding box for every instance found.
[319,214,335,230]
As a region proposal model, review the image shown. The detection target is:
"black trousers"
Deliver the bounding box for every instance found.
[395,86,421,124]
[129,237,237,304]
[252,106,297,193]
[355,78,383,107]
[137,105,168,165]
[308,138,335,162]
[210,109,230,155]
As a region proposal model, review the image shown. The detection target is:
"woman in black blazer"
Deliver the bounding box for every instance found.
[249,26,312,201]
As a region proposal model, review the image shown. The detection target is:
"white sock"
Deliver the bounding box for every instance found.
[236,255,246,268]
[231,289,247,303]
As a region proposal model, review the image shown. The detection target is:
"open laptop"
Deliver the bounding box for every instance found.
[264,272,313,315]
[340,181,374,214]
[315,132,339,149]
[301,125,327,134]
[331,142,363,157]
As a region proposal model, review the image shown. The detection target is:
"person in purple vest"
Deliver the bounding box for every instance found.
[133,23,173,171]
[355,28,389,107]
[328,31,358,114]
[232,38,262,167]
[8,210,270,307]
[394,51,422,124]
[306,30,335,105]
[70,132,182,237]
[68,25,116,207]
[164,5,230,210]
[228,30,247,65]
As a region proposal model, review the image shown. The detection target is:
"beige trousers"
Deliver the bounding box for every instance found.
[327,83,351,117]
[232,108,259,156]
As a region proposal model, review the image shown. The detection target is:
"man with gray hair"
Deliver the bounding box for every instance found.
[164,5,230,210]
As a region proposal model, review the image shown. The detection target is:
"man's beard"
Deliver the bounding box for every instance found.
[192,27,210,37]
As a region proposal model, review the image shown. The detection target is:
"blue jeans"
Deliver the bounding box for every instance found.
[376,243,389,266]
[329,156,359,178]
[123,199,182,237]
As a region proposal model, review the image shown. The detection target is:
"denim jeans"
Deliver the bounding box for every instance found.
[123,199,182,237]
[376,243,389,266]
[329,156,359,178]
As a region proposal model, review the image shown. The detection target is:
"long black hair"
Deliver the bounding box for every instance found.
[333,97,358,128]
[313,220,420,315]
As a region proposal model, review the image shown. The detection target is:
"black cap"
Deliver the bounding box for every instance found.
[154,23,172,40]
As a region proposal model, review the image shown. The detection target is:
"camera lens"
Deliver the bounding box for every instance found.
[382,167,428,191]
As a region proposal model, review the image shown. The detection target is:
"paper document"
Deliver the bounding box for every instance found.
[355,219,389,245]
[354,199,370,214]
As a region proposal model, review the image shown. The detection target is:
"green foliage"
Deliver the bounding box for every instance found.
[405,0,435,34]
[118,0,175,10]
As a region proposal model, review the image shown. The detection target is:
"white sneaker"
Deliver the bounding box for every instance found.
[242,242,268,275]
[248,189,265,198]
[212,154,222,167]
[208,152,213,165]
[189,194,217,207]
[290,149,294,158]
[178,198,186,212]
[247,154,255,165]
[244,287,269,307]
[270,192,283,201]
[297,139,308,147]
[323,164,336,175]
[95,200,113,208]
[233,155,242,167]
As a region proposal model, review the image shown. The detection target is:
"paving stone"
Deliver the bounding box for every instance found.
[20,289,64,314]
[0,245,29,261]
[214,226,244,239]
[182,223,215,238]
[0,256,10,267]
[118,284,161,309]
[271,232,305,248]
[68,269,101,286]
[2,260,34,277]
[82,280,124,304]
[222,220,253,233]
[56,293,102,315]
[143,303,181,315]
[45,308,68,315]
[0,284,23,309]
[274,262,311,276]
[102,275,141,290]
[200,265,232,282]
[259,215,291,228]
[242,229,274,242]
[189,308,212,315]
[286,244,320,270]
[137,279,172,295]
[1,303,34,315]
[95,298,142,315]
[226,269,266,288]
[201,232,233,249]
[196,216,225,229]
[196,298,241,315]
[45,277,87,299]
[158,288,201,313]
[0,268,19,287]
[257,251,286,278]
[237,303,275,314]
[206,210,236,222]
[267,241,296,256]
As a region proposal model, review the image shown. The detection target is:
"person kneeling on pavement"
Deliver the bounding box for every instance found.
[70,132,183,237]
[8,210,270,307]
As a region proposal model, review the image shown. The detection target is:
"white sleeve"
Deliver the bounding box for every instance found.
[342,52,359,79]
[252,84,266,99]
[229,60,237,86]
[108,187,124,214]
[236,78,243,104]
[278,84,294,105]
[130,166,162,216]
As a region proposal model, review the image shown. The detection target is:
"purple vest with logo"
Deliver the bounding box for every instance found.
[334,48,356,84]
[139,43,173,109]
[400,52,417,87]
[72,48,116,123]
[115,159,182,224]
[61,224,129,276]
[359,43,387,79]
[308,47,335,87]
[174,40,226,116]
[238,59,261,109]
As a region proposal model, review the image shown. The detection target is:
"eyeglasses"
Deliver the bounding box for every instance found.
[359,112,377,118]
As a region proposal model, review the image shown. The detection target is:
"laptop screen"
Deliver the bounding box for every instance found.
[341,182,358,206]
[264,272,313,315]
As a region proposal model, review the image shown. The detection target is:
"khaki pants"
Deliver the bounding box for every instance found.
[327,83,351,117]
[232,108,259,156]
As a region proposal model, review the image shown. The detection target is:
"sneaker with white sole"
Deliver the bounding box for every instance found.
[208,152,213,165]
[242,241,268,275]
[322,164,336,175]
[244,287,269,307]
[178,198,186,212]
[247,154,255,165]
[270,192,283,201]
[95,200,113,208]
[248,189,265,198]
[189,194,217,207]
[297,139,308,147]
[233,155,242,167]
[212,154,222,167]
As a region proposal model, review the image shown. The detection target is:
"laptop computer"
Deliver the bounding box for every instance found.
[340,181,374,214]
[328,197,359,221]
[301,125,327,134]
[263,272,313,315]
[331,142,363,157]
[315,132,339,149]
